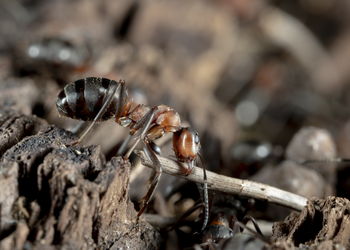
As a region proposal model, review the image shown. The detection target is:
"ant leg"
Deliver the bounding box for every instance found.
[241,216,264,237]
[123,107,157,159]
[137,141,162,216]
[167,202,204,231]
[116,134,132,156]
[69,82,121,145]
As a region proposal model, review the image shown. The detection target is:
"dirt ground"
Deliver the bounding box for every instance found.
[1,0,350,249]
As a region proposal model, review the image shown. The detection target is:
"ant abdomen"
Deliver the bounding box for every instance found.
[56,77,126,121]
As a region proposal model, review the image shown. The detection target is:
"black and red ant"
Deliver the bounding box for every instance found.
[164,194,267,249]
[199,195,268,249]
[56,77,209,228]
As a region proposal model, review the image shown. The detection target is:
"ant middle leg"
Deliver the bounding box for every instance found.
[123,107,157,159]
[241,216,264,238]
[114,106,161,215]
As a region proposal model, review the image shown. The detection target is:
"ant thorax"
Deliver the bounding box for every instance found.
[117,102,151,129]
[116,101,181,140]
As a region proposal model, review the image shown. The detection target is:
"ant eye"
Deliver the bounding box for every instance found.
[194,133,200,144]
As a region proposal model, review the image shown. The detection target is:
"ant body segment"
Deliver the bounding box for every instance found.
[200,196,267,249]
[56,77,209,228]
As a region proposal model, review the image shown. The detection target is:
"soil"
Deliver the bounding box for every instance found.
[1,0,350,249]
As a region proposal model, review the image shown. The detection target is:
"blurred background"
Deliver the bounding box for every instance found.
[1,0,350,248]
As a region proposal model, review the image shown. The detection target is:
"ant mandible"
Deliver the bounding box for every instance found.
[56,77,209,229]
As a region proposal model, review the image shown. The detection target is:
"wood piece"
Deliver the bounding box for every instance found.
[136,151,308,211]
[272,196,350,249]
[0,109,46,156]
[0,112,160,250]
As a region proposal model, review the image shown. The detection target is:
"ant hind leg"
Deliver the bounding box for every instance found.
[137,142,163,217]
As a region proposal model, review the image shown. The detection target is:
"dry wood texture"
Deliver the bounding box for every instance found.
[0,109,160,249]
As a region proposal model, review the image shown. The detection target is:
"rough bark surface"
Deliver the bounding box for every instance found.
[272,196,350,250]
[0,110,160,250]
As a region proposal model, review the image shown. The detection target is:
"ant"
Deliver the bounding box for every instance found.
[166,194,267,249]
[200,195,267,249]
[56,77,209,229]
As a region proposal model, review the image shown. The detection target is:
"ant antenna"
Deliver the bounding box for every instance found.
[198,153,209,232]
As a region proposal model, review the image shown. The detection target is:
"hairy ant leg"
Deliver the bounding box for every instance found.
[241,216,264,237]
[137,141,163,216]
[123,107,157,159]
[116,134,132,156]
[117,106,162,216]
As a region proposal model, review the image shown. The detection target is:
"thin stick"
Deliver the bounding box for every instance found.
[136,151,307,211]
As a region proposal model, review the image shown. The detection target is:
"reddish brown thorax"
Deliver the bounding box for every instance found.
[146,105,181,140]
[173,127,200,163]
[116,102,181,139]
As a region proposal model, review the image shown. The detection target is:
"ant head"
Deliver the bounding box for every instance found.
[173,127,200,163]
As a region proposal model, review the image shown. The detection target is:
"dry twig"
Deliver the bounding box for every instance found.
[136,151,307,211]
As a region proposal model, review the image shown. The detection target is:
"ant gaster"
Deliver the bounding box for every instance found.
[56,77,209,228]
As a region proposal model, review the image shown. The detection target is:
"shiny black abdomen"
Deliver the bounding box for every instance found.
[56,77,122,121]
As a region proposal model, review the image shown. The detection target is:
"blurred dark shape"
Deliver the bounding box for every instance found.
[271,0,344,46]
[113,1,139,40]
[0,77,39,115]
[215,49,287,105]
[200,130,223,173]
[11,37,91,83]
[229,140,283,178]
[337,166,350,199]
